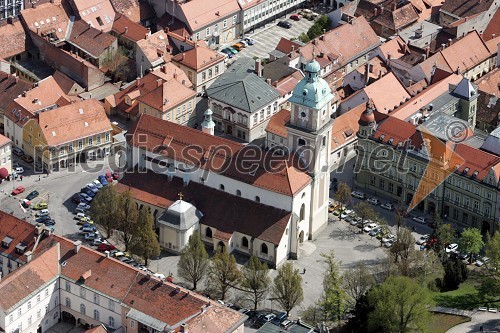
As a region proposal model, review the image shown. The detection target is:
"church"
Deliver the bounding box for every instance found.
[119,60,334,267]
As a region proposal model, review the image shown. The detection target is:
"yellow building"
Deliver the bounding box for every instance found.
[23,99,113,171]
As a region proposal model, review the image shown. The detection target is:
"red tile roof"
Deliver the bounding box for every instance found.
[176,0,240,33]
[112,13,149,42]
[475,67,499,96]
[454,143,500,181]
[0,134,10,147]
[128,114,311,196]
[482,7,500,41]
[275,37,303,55]
[331,103,365,150]
[0,73,32,111]
[69,20,117,58]
[115,172,292,245]
[273,70,304,97]
[266,109,290,138]
[363,72,411,113]
[137,78,196,112]
[378,36,407,60]
[372,116,423,149]
[109,0,154,23]
[0,18,33,59]
[21,2,71,42]
[441,0,495,18]
[0,242,59,311]
[70,0,115,33]
[172,45,225,71]
[373,3,419,31]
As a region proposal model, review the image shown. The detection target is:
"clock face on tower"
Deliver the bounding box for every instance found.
[298,108,309,122]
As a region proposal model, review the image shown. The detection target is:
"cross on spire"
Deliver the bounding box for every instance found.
[178,192,184,200]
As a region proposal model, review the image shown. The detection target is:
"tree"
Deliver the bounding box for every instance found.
[102,46,132,81]
[90,185,120,238]
[208,247,241,300]
[334,182,351,221]
[177,232,209,290]
[241,256,271,310]
[412,251,444,289]
[129,206,160,266]
[319,251,347,325]
[298,32,310,43]
[442,258,468,290]
[306,15,332,40]
[433,219,454,258]
[116,191,138,252]
[459,228,484,264]
[368,276,433,333]
[485,231,500,278]
[353,201,378,230]
[390,228,415,276]
[272,263,304,316]
[342,261,375,306]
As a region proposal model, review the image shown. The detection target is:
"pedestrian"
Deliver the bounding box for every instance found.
[303,268,306,274]
[38,175,41,182]
[20,175,23,181]
[480,325,483,332]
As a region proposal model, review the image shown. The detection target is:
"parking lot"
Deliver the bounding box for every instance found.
[224,13,316,63]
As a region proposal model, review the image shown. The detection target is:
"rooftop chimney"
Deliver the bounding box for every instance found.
[105,251,111,258]
[25,250,33,262]
[448,38,452,47]
[124,27,128,34]
[74,240,82,254]
[425,46,430,59]
[380,6,384,14]
[422,53,427,61]
[374,7,378,16]
[255,59,262,77]
[392,2,397,11]
[266,78,272,85]
[441,43,446,50]
[180,324,189,333]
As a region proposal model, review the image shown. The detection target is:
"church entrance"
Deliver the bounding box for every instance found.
[217,241,225,251]
[299,230,305,243]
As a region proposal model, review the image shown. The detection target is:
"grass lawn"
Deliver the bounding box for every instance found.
[427,313,470,333]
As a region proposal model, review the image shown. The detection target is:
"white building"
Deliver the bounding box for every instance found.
[0,134,12,179]
[239,0,305,33]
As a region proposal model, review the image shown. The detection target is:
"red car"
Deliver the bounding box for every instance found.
[112,170,120,180]
[97,243,116,252]
[12,186,25,195]
[290,14,302,21]
[105,172,114,183]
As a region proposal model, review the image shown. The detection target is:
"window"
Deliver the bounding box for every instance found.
[196,32,200,40]
[94,310,100,321]
[215,65,219,75]
[94,293,100,305]
[242,237,249,248]
[473,201,479,210]
[130,319,136,328]
[18,308,21,316]
[236,190,241,196]
[233,14,237,23]
[388,182,394,193]
[108,299,114,311]
[219,184,225,191]
[66,297,71,308]
[105,133,110,142]
[205,27,210,36]
[78,140,83,150]
[379,179,385,189]
[80,304,86,315]
[45,288,49,297]
[96,135,101,144]
[453,209,459,220]
[208,69,212,78]
[202,71,206,81]
[206,227,213,238]
[37,309,41,319]
[300,203,305,221]
[80,287,86,298]
[28,316,32,325]
[37,294,41,303]
[109,317,115,328]
[255,196,260,202]
[65,281,71,292]
[28,301,32,309]
[298,138,306,146]
[9,314,12,324]
[261,243,268,255]
[89,137,93,146]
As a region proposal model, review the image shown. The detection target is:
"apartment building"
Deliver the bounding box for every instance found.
[0,134,12,182]
[0,0,23,21]
[22,99,113,171]
[239,0,305,33]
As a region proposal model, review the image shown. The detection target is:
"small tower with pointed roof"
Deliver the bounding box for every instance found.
[201,108,215,135]
[357,100,377,139]
[452,77,478,129]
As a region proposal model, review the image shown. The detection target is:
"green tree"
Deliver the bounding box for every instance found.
[433,219,454,258]
[177,232,209,290]
[390,228,415,276]
[412,251,444,289]
[90,185,120,238]
[208,247,241,300]
[272,263,304,316]
[459,228,484,263]
[241,256,271,311]
[342,260,374,307]
[353,201,378,230]
[485,231,500,278]
[116,191,138,252]
[129,206,160,266]
[334,182,351,220]
[306,15,331,40]
[442,258,468,290]
[368,276,433,333]
[319,251,347,325]
[298,32,310,43]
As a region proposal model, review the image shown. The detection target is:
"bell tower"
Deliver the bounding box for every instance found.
[286,59,334,240]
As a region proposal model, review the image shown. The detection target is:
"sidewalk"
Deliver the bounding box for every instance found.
[446,311,500,333]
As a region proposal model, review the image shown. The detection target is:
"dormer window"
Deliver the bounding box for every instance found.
[15,242,27,254]
[2,236,13,248]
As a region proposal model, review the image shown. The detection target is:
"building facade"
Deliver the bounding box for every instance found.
[0,134,12,177]
[240,0,305,33]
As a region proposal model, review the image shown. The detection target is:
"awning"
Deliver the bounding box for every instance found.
[126,308,167,332]
[0,168,8,179]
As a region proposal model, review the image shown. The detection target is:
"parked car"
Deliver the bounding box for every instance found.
[21,199,31,208]
[340,209,353,219]
[380,203,395,211]
[243,37,255,45]
[12,147,24,156]
[383,240,394,248]
[11,186,25,195]
[75,212,88,221]
[14,166,24,174]
[71,194,82,203]
[85,185,98,194]
[368,227,382,237]
[36,215,52,223]
[350,217,361,226]
[290,13,302,21]
[367,197,380,205]
[84,232,99,240]
[43,219,56,226]
[445,243,459,253]
[458,252,470,261]
[92,180,103,189]
[77,202,91,210]
[475,257,490,267]
[351,191,366,199]
[232,43,245,51]
[91,237,105,246]
[382,234,396,243]
[220,48,234,58]
[81,225,97,233]
[97,175,108,186]
[277,21,292,28]
[105,172,114,183]
[75,207,88,215]
[21,155,34,163]
[35,209,50,217]
[26,190,39,200]
[33,202,48,210]
[363,223,378,232]
[81,188,96,198]
[79,193,93,202]
[223,46,238,54]
[112,171,120,180]
[97,243,116,252]
[271,312,287,325]
[416,235,429,245]
[412,216,427,224]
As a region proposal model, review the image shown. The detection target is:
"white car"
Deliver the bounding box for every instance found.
[367,197,380,205]
[340,209,353,219]
[416,235,429,245]
[363,223,378,232]
[351,191,366,199]
[380,203,394,211]
[35,209,50,217]
[153,273,166,280]
[445,243,459,253]
[475,257,489,267]
[383,240,394,248]
[80,193,93,202]
[77,202,91,210]
[412,216,427,224]
[14,166,24,174]
[382,234,396,243]
[92,180,103,189]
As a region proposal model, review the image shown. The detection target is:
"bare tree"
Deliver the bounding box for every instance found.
[342,261,375,306]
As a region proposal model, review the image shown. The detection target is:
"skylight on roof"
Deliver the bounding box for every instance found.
[84,122,89,127]
[46,19,50,24]
[58,28,63,33]
[34,22,39,27]
[40,20,45,25]
[79,108,84,114]
[82,11,86,16]
[52,131,56,136]
[52,17,56,21]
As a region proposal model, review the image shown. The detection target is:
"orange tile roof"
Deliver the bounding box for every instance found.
[0,134,10,147]
[70,0,115,32]
[69,20,117,58]
[378,36,406,60]
[363,72,411,113]
[485,35,500,55]
[0,242,59,311]
[454,143,500,181]
[0,18,33,59]
[52,71,83,95]
[273,70,304,97]
[112,13,149,42]
[0,72,32,109]
[177,0,240,32]
[38,99,112,146]
[391,73,463,121]
[128,114,311,196]
[185,301,246,333]
[21,3,71,42]
[10,75,70,113]
[172,45,225,71]
[299,16,380,70]
[372,116,423,149]
[482,7,500,41]
[138,78,196,112]
[475,68,499,96]
[151,63,192,88]
[108,0,154,23]
[265,109,290,138]
[331,103,365,150]
[275,37,303,55]
[441,0,495,18]
[136,30,171,64]
[373,3,419,31]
